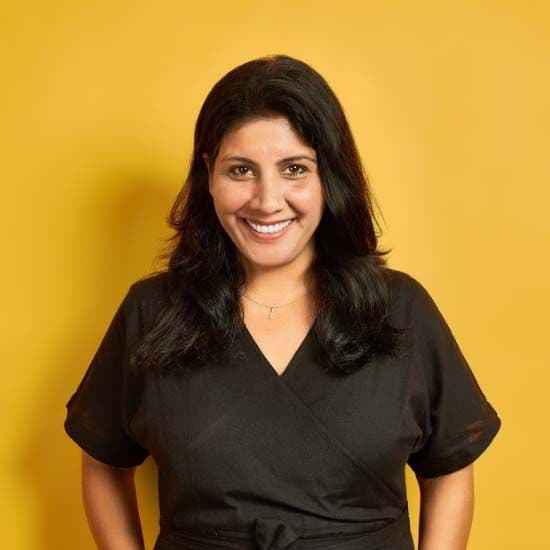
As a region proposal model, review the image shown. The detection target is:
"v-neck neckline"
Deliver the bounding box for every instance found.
[241,321,314,379]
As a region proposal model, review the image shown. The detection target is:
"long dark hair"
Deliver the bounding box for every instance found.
[131,54,408,376]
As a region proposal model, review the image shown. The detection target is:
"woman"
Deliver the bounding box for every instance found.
[64,54,502,550]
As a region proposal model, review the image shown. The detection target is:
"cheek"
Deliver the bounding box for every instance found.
[211,183,250,213]
[312,183,325,217]
[291,183,324,216]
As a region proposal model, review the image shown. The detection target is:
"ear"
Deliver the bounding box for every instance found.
[202,153,210,174]
[202,153,213,191]
[202,153,213,192]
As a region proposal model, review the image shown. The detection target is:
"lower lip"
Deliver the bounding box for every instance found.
[239,218,295,241]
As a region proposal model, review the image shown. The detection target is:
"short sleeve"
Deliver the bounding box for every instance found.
[406,278,502,478]
[63,286,150,468]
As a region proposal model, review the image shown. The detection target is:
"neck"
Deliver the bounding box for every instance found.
[240,251,315,302]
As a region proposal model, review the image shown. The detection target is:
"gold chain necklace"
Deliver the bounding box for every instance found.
[241,290,312,319]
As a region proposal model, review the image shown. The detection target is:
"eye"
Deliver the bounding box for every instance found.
[284,164,309,176]
[228,165,254,177]
[227,164,309,178]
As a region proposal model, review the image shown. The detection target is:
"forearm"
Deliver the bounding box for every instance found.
[81,451,145,550]
[416,464,474,550]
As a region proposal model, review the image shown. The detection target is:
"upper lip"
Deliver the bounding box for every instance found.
[242,217,295,225]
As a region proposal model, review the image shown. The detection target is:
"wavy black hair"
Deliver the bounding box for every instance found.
[131,54,409,376]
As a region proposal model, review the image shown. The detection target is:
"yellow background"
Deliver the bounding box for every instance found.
[3,1,548,548]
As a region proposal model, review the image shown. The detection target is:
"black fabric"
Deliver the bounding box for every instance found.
[64,268,501,549]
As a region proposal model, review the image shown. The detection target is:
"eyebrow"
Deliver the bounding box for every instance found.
[220,155,317,165]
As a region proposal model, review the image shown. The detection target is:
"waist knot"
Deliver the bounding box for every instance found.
[155,506,412,550]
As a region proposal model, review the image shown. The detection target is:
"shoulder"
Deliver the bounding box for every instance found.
[382,267,450,342]
[383,267,433,311]
[121,271,172,328]
[128,270,171,303]
[385,268,464,359]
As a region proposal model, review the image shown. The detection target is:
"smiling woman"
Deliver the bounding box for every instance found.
[64,54,501,550]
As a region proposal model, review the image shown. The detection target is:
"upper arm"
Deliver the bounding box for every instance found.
[405,276,502,479]
[81,449,137,473]
[416,463,474,490]
[64,285,150,469]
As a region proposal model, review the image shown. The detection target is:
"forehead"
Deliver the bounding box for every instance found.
[218,117,314,157]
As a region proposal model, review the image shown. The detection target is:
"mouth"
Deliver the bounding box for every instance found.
[238,217,296,241]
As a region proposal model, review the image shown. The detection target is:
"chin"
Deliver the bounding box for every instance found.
[240,251,298,269]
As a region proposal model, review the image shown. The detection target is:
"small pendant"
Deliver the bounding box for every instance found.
[268,307,274,319]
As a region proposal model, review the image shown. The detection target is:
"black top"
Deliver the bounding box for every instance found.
[64,268,502,550]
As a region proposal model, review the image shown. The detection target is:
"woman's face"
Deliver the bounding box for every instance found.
[204,116,325,274]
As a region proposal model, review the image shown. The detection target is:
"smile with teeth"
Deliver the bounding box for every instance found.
[244,218,294,234]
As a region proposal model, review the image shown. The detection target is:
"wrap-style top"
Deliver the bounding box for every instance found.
[64,268,502,549]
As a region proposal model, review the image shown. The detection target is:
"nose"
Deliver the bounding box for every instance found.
[249,170,285,213]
